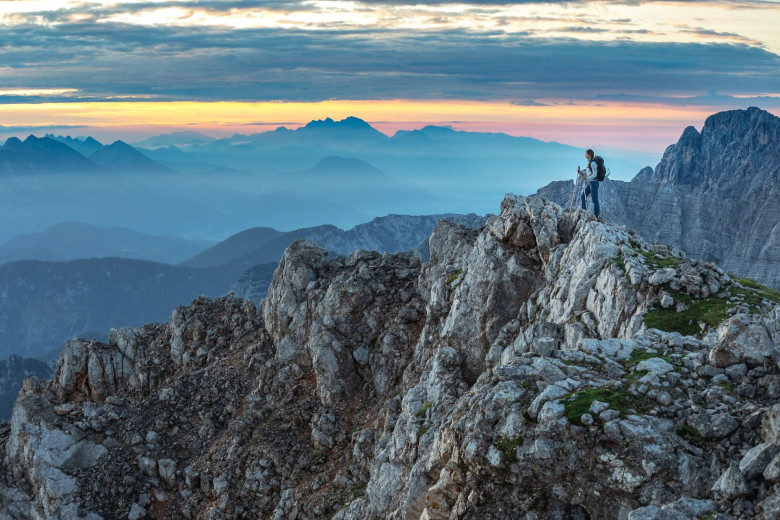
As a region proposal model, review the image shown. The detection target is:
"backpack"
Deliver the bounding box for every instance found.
[592,156,606,181]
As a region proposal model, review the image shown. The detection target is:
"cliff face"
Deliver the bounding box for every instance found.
[538,107,780,289]
[3,195,780,520]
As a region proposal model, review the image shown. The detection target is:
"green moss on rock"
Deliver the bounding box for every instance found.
[494,435,523,463]
[562,387,636,426]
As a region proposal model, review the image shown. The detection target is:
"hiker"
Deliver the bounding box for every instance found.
[578,149,603,217]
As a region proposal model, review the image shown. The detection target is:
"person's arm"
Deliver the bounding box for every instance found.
[584,161,597,181]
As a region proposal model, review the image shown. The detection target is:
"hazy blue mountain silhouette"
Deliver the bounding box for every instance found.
[0,212,459,360]
[0,222,214,265]
[0,135,106,175]
[47,134,104,156]
[182,213,459,274]
[273,156,443,214]
[133,130,215,149]
[0,117,657,246]
[181,227,284,268]
[0,257,241,359]
[137,117,656,215]
[89,140,174,174]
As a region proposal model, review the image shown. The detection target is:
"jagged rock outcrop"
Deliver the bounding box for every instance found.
[229,213,489,302]
[2,194,780,519]
[537,107,780,289]
[0,356,52,421]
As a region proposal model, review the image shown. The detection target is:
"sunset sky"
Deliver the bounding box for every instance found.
[1,0,780,152]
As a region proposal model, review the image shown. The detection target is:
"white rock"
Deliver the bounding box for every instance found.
[637,357,674,375]
[711,462,751,499]
[739,443,780,480]
[648,268,676,285]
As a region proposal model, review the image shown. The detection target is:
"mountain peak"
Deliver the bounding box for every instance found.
[303,116,371,130]
[89,140,171,173]
[105,140,133,149]
[304,117,336,129]
[2,136,22,149]
[339,116,372,128]
[650,106,778,188]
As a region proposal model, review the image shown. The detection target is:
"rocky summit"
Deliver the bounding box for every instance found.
[3,194,780,520]
[538,107,780,290]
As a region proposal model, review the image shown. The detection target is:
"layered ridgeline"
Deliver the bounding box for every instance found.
[0,213,465,361]
[537,107,780,289]
[3,195,780,519]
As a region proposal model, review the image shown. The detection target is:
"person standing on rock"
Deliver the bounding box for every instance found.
[578,149,601,218]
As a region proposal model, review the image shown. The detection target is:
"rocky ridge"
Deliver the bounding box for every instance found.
[2,194,780,519]
[538,107,780,289]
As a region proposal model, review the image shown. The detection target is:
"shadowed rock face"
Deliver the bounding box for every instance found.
[538,107,780,289]
[2,194,780,520]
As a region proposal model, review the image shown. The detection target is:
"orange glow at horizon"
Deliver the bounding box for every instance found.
[1,99,776,152]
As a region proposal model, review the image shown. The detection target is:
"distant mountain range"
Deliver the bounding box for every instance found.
[0,257,237,360]
[137,117,657,207]
[0,117,658,246]
[0,212,469,360]
[89,140,174,174]
[186,212,467,274]
[0,135,106,175]
[0,222,214,265]
[537,106,780,289]
[132,130,216,149]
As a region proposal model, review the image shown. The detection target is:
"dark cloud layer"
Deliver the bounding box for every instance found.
[0,12,778,103]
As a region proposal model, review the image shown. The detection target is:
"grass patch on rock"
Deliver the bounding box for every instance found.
[644,275,779,337]
[676,424,704,446]
[644,293,728,336]
[415,401,432,418]
[611,254,627,274]
[627,348,657,364]
[445,269,463,285]
[732,276,780,300]
[631,246,684,269]
[562,387,636,426]
[494,435,523,463]
[625,369,649,381]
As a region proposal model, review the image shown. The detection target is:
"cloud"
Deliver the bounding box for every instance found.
[593,92,780,107]
[0,124,88,133]
[511,99,551,106]
[0,1,778,104]
[0,23,778,103]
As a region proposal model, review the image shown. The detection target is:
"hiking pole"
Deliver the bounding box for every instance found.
[568,170,583,208]
[568,173,577,208]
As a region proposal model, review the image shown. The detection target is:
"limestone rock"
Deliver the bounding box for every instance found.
[2,193,779,519]
[711,462,751,500]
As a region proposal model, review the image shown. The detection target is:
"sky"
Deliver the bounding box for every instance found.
[1,0,780,152]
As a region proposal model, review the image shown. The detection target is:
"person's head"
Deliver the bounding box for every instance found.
[585,149,594,161]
